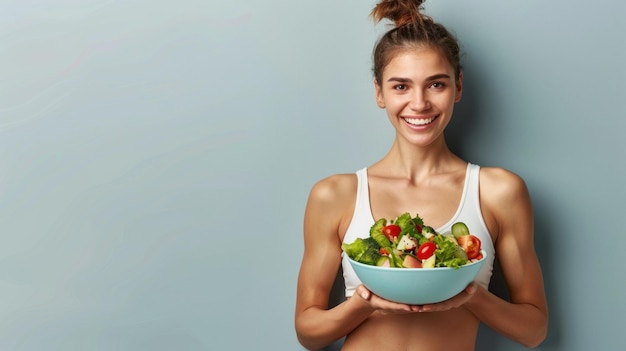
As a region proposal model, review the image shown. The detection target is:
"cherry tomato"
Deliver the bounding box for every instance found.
[379,248,389,255]
[416,241,437,260]
[457,235,482,259]
[382,224,401,241]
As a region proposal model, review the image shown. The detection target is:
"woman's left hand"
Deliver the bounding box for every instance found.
[414,282,478,312]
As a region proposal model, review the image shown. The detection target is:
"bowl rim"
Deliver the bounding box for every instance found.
[346,249,487,271]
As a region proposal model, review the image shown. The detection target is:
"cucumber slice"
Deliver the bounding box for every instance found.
[451,222,470,238]
[376,256,390,267]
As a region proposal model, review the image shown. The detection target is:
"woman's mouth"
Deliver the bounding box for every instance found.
[403,115,438,126]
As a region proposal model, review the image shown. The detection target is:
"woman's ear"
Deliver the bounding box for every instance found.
[455,71,463,103]
[374,79,386,108]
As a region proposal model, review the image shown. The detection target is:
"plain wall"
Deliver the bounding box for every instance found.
[1,0,624,350]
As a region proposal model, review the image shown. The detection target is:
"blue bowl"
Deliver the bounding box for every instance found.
[347,251,486,305]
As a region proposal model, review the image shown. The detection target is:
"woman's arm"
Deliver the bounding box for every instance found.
[465,168,548,348]
[295,175,373,350]
[295,175,418,350]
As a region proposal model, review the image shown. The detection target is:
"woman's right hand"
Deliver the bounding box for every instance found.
[355,284,421,313]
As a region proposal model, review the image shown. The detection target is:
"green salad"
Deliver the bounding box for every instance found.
[342,212,483,269]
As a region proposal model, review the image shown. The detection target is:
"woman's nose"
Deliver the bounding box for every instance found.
[409,90,430,111]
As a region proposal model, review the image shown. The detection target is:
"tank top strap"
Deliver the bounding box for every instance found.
[466,164,480,209]
[354,168,370,220]
[461,163,489,234]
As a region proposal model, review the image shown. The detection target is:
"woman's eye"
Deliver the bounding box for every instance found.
[393,84,407,91]
[430,82,445,89]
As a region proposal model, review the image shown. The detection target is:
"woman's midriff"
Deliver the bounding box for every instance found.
[341,306,479,351]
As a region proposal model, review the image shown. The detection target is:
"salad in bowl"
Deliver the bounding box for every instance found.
[342,212,486,304]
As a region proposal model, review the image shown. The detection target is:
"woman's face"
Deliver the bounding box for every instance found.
[375,47,463,147]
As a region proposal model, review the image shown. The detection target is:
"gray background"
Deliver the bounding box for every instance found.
[1,0,624,350]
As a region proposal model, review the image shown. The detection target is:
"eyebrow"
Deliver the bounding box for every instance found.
[387,73,452,83]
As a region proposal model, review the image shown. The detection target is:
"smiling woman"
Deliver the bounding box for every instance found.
[294,0,548,350]
[374,48,462,147]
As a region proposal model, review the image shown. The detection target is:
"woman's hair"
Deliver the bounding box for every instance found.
[371,0,462,84]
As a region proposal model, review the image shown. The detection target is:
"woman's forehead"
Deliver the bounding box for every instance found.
[383,48,454,80]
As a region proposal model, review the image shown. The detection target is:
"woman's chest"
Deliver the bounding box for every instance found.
[368,178,464,229]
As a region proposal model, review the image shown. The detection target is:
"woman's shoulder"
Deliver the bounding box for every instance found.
[477,166,533,240]
[479,166,528,189]
[309,172,359,204]
[478,166,531,208]
[305,172,360,233]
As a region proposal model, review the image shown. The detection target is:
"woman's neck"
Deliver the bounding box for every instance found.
[372,137,464,181]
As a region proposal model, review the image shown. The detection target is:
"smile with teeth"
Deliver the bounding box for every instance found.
[403,115,437,126]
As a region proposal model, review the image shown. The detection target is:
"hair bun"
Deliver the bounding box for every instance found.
[370,0,426,27]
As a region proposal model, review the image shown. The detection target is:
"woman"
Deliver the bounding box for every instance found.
[294,1,548,350]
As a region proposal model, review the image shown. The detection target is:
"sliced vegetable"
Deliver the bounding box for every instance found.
[451,222,470,238]
[397,235,418,252]
[402,254,422,268]
[457,234,482,259]
[382,224,401,241]
[422,254,436,268]
[416,242,437,260]
[376,256,390,267]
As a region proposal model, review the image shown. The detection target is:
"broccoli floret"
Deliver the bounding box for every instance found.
[369,218,391,248]
[358,245,382,265]
[394,212,414,229]
[342,237,381,263]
